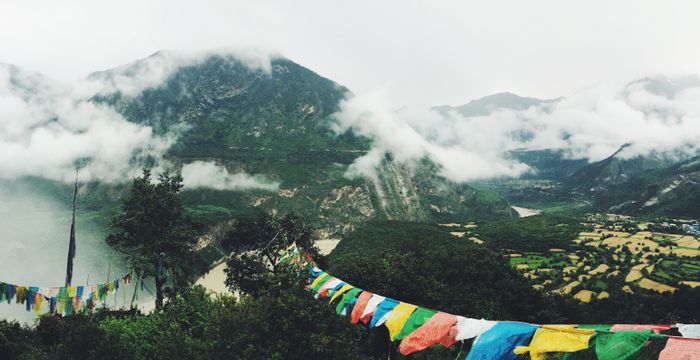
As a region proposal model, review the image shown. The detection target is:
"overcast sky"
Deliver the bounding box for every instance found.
[2,0,700,108]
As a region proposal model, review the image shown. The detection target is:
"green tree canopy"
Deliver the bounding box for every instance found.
[106,169,199,309]
[222,212,321,295]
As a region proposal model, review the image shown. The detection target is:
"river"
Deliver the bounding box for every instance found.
[511,205,543,217]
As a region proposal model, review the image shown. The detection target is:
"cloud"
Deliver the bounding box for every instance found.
[331,75,700,182]
[0,49,278,188]
[83,48,277,97]
[332,90,530,182]
[0,64,177,183]
[180,161,279,192]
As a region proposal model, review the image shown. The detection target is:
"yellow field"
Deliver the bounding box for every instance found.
[439,223,461,227]
[574,290,595,302]
[561,281,580,294]
[630,231,652,239]
[676,236,700,248]
[563,266,578,274]
[638,278,677,293]
[625,269,643,283]
[524,218,699,300]
[671,248,700,257]
[469,237,484,244]
[524,273,539,280]
[588,264,609,275]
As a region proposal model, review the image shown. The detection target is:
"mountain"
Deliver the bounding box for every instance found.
[432,92,558,117]
[563,144,700,217]
[86,51,513,236]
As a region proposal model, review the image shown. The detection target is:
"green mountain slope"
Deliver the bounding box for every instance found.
[87,52,512,235]
[565,145,700,217]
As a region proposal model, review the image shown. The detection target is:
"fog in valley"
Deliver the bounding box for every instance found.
[0,181,129,322]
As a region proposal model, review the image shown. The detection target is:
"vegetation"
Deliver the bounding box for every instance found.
[106,169,199,309]
[2,216,700,359]
[0,284,374,360]
[221,212,321,295]
[478,214,582,252]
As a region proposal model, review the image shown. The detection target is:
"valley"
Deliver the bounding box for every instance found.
[443,213,700,303]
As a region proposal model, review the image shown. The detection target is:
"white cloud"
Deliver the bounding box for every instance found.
[0,50,278,188]
[332,75,700,182]
[181,161,279,192]
[0,64,177,183]
[332,91,530,182]
[83,48,277,97]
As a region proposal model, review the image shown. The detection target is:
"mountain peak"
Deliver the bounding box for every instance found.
[432,92,559,117]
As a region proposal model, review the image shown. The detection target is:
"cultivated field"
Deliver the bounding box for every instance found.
[447,215,700,301]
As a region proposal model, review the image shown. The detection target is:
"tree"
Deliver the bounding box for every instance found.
[107,169,198,310]
[222,212,320,295]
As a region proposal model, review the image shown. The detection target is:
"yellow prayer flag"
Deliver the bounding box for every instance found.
[309,273,329,289]
[385,302,418,341]
[68,286,77,298]
[329,284,354,303]
[57,298,65,314]
[33,294,43,313]
[514,325,595,360]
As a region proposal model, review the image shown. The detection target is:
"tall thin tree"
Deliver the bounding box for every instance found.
[65,169,78,287]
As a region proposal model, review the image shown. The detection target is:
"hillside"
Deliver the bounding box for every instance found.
[86,52,513,235]
[564,146,700,217]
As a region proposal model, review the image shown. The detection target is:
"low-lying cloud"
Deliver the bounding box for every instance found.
[84,48,276,97]
[0,49,277,188]
[181,161,279,192]
[0,64,176,183]
[331,75,700,182]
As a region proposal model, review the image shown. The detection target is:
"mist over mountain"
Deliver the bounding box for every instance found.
[2,49,700,239]
[432,92,559,117]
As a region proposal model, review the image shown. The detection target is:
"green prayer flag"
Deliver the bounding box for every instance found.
[578,324,613,331]
[595,330,653,360]
[311,276,332,292]
[395,307,437,341]
[335,288,363,314]
[58,287,68,300]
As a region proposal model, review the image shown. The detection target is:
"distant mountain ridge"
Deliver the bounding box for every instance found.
[433,92,559,117]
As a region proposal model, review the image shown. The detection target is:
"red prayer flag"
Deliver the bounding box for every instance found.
[350,292,373,324]
[399,312,458,355]
[610,324,673,334]
[659,337,700,360]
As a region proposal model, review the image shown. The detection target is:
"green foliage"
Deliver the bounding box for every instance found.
[0,284,374,360]
[0,320,41,359]
[329,221,564,324]
[223,212,321,295]
[478,214,582,252]
[106,169,200,308]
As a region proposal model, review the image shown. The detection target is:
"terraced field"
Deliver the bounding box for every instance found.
[442,215,699,301]
[503,215,700,301]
